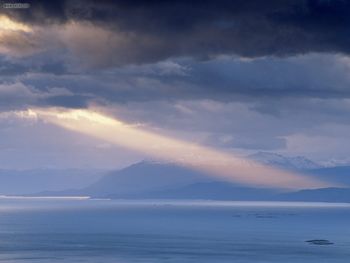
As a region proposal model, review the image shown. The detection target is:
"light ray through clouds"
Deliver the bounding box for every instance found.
[0,15,37,56]
[0,15,32,32]
[32,108,333,190]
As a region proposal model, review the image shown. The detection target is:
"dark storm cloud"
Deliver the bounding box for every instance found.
[3,0,350,64]
[0,57,27,76]
[1,0,350,131]
[2,0,350,109]
[186,54,350,100]
[20,54,350,106]
[39,94,90,108]
[0,53,341,115]
[0,55,68,77]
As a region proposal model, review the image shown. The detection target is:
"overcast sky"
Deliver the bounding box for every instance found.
[1,0,350,169]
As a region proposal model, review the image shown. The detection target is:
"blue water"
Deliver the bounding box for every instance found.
[0,199,349,262]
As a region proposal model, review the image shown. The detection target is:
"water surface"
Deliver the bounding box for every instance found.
[0,199,349,262]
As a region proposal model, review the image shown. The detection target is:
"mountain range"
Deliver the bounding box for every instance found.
[247,152,323,170]
[2,152,349,202]
[35,153,350,202]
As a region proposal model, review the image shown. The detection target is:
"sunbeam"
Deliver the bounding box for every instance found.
[32,108,333,190]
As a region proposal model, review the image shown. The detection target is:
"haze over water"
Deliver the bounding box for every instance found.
[0,199,349,263]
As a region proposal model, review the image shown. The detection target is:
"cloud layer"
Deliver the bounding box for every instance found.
[3,0,350,65]
[0,1,350,167]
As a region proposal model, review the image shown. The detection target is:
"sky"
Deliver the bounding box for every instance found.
[0,0,350,171]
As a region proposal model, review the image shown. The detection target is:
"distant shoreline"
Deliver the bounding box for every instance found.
[0,197,349,207]
[0,195,91,200]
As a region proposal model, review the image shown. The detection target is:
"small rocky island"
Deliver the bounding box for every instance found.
[306,239,334,245]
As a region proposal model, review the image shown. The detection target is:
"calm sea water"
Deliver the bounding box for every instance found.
[0,199,349,262]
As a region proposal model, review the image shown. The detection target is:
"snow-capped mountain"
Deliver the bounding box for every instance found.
[247,152,323,170]
[320,158,350,168]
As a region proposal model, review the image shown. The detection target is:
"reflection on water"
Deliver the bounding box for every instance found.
[0,199,349,262]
